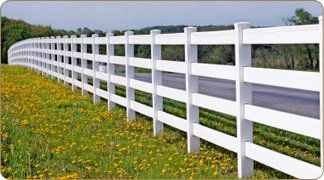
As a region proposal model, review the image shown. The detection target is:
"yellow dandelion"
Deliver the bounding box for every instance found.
[22,119,29,126]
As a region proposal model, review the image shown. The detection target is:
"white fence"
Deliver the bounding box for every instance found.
[8,17,323,179]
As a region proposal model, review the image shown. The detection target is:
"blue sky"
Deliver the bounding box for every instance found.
[1,1,323,32]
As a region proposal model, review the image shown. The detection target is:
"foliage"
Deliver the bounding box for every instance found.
[1,17,68,64]
[275,8,320,71]
[1,18,106,64]
[285,8,319,25]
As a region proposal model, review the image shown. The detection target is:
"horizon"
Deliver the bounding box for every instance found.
[1,1,323,32]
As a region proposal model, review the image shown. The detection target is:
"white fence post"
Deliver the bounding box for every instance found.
[34,40,37,71]
[34,39,36,70]
[46,37,50,77]
[54,38,58,79]
[33,39,37,73]
[40,37,46,72]
[29,46,32,69]
[23,44,25,68]
[63,35,69,86]
[125,31,136,121]
[30,41,33,69]
[92,34,100,104]
[151,29,164,136]
[319,15,324,173]
[54,37,58,81]
[48,38,51,75]
[27,42,29,69]
[56,36,62,82]
[27,43,30,69]
[47,37,51,77]
[71,35,77,91]
[81,34,88,95]
[27,42,30,69]
[33,44,36,70]
[37,39,40,72]
[31,40,34,70]
[30,40,32,69]
[23,44,30,69]
[40,38,43,73]
[37,38,41,74]
[235,22,253,178]
[184,27,200,153]
[41,37,45,75]
[24,43,26,60]
[106,33,115,111]
[50,36,55,79]
[28,42,30,68]
[42,37,47,76]
[32,40,35,70]
[45,37,48,76]
[34,39,38,73]
[26,43,28,68]
[27,41,29,67]
[36,38,42,71]
[26,42,29,69]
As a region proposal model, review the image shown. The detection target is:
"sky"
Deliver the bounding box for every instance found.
[1,1,323,32]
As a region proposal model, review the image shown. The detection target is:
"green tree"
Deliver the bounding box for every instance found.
[1,17,72,64]
[286,8,319,25]
[283,8,319,71]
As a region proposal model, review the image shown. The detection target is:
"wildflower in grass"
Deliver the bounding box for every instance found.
[85,166,92,171]
[21,119,29,126]
[161,169,167,174]
[1,65,315,179]
[2,132,9,139]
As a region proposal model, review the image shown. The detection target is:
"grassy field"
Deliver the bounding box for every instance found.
[0,65,320,179]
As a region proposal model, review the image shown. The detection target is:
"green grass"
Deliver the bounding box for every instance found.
[1,65,320,179]
[115,67,151,74]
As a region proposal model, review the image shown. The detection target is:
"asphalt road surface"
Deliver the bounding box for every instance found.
[128,73,319,119]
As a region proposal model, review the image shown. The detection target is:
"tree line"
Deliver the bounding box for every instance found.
[1,8,320,71]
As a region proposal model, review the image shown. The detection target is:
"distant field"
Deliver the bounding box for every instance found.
[0,65,319,179]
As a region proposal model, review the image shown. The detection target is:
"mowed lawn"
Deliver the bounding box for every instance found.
[0,65,318,179]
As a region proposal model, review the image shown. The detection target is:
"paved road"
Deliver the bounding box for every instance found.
[129,73,319,119]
